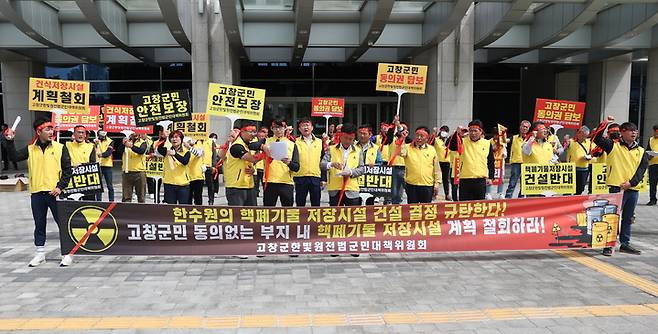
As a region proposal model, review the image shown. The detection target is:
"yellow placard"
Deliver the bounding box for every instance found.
[520,163,576,195]
[29,77,90,113]
[590,163,608,195]
[172,113,208,140]
[146,156,164,178]
[206,83,265,121]
[375,63,428,94]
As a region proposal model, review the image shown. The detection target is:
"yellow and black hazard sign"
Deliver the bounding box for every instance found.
[67,206,118,253]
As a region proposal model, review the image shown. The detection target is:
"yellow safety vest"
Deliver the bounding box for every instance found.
[606,142,645,191]
[566,139,592,168]
[460,138,490,179]
[357,142,379,165]
[509,134,524,164]
[97,138,113,167]
[224,136,254,189]
[404,144,437,186]
[123,139,146,172]
[201,140,213,166]
[387,142,406,167]
[327,144,360,192]
[27,141,63,193]
[294,136,323,178]
[523,141,553,164]
[433,138,450,163]
[66,141,94,166]
[186,142,205,181]
[650,137,658,166]
[265,137,295,185]
[163,144,190,186]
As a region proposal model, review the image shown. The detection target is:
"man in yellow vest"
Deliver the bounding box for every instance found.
[505,120,530,198]
[448,120,494,201]
[522,122,554,164]
[94,130,114,201]
[646,124,658,206]
[66,125,97,200]
[293,118,325,207]
[565,126,593,195]
[593,117,649,256]
[356,124,383,166]
[321,123,365,206]
[225,121,266,206]
[383,115,412,204]
[263,119,300,207]
[5,118,73,267]
[121,133,148,203]
[400,126,440,203]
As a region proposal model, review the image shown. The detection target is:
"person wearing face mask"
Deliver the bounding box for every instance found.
[383,115,412,204]
[293,118,325,207]
[505,120,531,198]
[156,130,191,204]
[263,119,300,207]
[4,118,73,266]
[431,125,452,201]
[591,123,620,164]
[400,126,440,204]
[593,117,649,256]
[65,125,97,200]
[448,120,494,201]
[95,130,114,201]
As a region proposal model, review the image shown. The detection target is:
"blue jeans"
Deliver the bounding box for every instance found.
[294,176,321,207]
[505,163,521,199]
[164,184,191,204]
[391,166,405,204]
[96,166,114,201]
[609,187,638,246]
[30,192,60,247]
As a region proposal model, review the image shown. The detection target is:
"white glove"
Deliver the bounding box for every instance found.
[201,165,208,173]
[337,168,352,177]
[584,154,592,160]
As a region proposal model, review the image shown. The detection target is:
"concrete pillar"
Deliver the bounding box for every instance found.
[586,54,632,126]
[644,49,658,141]
[1,61,37,158]
[408,4,474,131]
[187,0,239,142]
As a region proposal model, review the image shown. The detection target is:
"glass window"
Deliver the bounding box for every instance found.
[241,0,294,10]
[107,64,160,80]
[44,65,83,80]
[314,0,364,11]
[162,63,192,80]
[84,64,109,80]
[360,103,378,129]
[162,81,192,92]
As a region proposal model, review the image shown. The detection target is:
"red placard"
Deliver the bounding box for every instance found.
[51,106,100,131]
[534,98,586,129]
[311,98,345,117]
[103,104,153,134]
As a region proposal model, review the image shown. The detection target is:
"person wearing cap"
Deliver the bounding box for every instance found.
[225,121,266,206]
[121,132,148,203]
[564,126,593,195]
[321,123,365,206]
[432,125,452,201]
[95,130,114,201]
[522,121,554,164]
[65,125,97,200]
[156,130,191,204]
[383,115,412,204]
[593,118,648,256]
[4,118,73,267]
[505,120,531,198]
[646,124,658,206]
[293,118,325,207]
[263,119,300,207]
[448,120,494,201]
[400,126,440,203]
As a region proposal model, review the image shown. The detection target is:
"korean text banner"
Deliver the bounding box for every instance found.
[29,77,89,113]
[206,83,265,121]
[521,163,576,195]
[145,156,164,178]
[63,163,103,195]
[131,90,192,126]
[51,106,100,131]
[57,194,621,256]
[103,104,154,134]
[375,63,428,94]
[172,113,208,140]
[358,165,392,197]
[311,98,345,117]
[534,98,586,129]
[590,163,608,195]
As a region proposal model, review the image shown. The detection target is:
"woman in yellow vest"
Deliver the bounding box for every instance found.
[321,123,365,206]
[156,130,191,204]
[400,126,440,203]
[505,120,530,198]
[447,120,494,201]
[593,117,649,256]
[646,124,658,205]
[263,119,300,207]
[383,115,412,204]
[184,137,206,205]
[5,118,73,267]
[95,130,114,201]
[432,125,452,200]
[565,126,593,195]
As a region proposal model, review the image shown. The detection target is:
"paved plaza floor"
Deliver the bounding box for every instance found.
[0,171,656,333]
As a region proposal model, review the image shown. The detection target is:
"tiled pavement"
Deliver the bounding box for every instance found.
[0,169,656,333]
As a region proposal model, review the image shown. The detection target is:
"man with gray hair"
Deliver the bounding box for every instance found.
[565,125,592,195]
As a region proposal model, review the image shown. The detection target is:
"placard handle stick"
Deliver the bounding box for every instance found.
[323,115,331,134]
[10,116,21,131]
[393,89,407,117]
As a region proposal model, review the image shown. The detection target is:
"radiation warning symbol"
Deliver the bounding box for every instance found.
[595,234,604,243]
[67,205,118,253]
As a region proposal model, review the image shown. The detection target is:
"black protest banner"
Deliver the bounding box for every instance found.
[131,90,191,126]
[63,163,103,195]
[358,165,393,197]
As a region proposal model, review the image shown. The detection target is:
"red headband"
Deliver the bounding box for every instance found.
[608,126,620,132]
[36,122,54,132]
[468,125,481,131]
[535,124,546,131]
[241,125,257,132]
[415,129,429,137]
